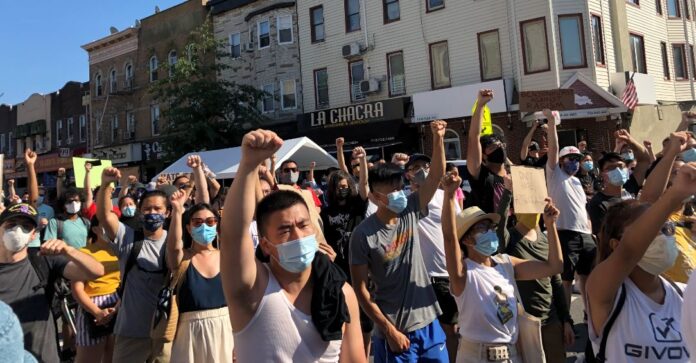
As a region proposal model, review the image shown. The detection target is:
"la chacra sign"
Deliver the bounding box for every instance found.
[301,98,407,130]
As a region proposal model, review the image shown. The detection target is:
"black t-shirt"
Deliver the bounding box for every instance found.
[320,196,368,278]
[0,255,68,363]
[521,154,548,168]
[577,170,601,198]
[468,165,505,214]
[587,192,623,236]
[624,174,641,196]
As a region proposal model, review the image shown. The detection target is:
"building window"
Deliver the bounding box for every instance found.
[350,60,366,101]
[668,0,681,17]
[35,135,43,152]
[387,51,406,96]
[109,69,117,93]
[558,14,587,69]
[230,33,241,58]
[79,115,86,142]
[429,41,451,89]
[314,68,329,108]
[281,80,297,110]
[126,111,135,138]
[383,0,400,23]
[310,6,325,43]
[673,44,688,79]
[124,63,133,87]
[630,33,647,73]
[262,84,274,113]
[427,0,444,12]
[258,21,270,49]
[521,18,551,74]
[591,15,606,65]
[168,50,177,77]
[0,134,4,154]
[67,117,74,143]
[657,0,663,14]
[444,129,461,160]
[95,120,102,145]
[478,30,503,81]
[277,15,293,44]
[686,0,692,19]
[345,0,361,33]
[627,0,640,5]
[149,56,158,82]
[690,45,696,79]
[56,120,63,146]
[95,73,103,96]
[111,115,119,142]
[661,42,671,79]
[151,105,160,136]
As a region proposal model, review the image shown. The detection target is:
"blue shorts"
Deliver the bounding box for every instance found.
[372,319,448,363]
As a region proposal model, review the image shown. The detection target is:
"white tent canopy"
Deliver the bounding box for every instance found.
[155,137,338,180]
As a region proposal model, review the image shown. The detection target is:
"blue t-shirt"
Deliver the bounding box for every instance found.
[43,217,89,248]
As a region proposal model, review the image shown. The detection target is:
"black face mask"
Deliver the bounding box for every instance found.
[487,147,506,164]
[337,188,351,199]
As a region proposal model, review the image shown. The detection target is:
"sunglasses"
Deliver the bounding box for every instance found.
[191,217,218,227]
[282,168,298,173]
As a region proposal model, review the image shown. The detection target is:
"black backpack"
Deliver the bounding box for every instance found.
[116,229,145,298]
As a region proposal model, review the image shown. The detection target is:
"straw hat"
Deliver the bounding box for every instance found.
[455,207,501,241]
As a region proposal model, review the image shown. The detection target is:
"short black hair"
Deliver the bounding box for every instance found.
[480,134,502,149]
[598,152,624,171]
[57,187,83,215]
[279,159,298,171]
[256,190,308,238]
[138,190,169,209]
[87,215,100,243]
[118,195,136,209]
[368,163,404,191]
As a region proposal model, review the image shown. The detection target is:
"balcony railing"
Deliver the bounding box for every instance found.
[390,75,406,95]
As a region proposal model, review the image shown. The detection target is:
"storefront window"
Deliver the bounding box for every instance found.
[444,129,461,160]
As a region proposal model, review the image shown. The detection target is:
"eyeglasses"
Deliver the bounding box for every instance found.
[191,217,218,227]
[472,222,497,233]
[661,221,676,237]
[282,168,298,173]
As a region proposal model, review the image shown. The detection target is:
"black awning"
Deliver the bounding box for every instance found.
[296,119,419,154]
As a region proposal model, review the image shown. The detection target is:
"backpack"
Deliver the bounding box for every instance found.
[116,229,146,298]
[55,216,91,242]
[585,279,684,363]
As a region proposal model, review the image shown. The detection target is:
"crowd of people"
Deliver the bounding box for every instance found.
[0,89,695,363]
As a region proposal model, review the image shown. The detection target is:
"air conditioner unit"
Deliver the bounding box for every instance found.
[122,130,135,140]
[359,78,380,94]
[342,42,363,58]
[244,43,255,52]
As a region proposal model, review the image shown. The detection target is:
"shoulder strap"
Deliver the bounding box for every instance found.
[596,283,627,362]
[172,258,191,295]
[118,235,144,297]
[665,278,684,298]
[56,219,64,240]
[28,252,49,293]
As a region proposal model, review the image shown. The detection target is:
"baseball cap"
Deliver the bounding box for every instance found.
[559,146,583,159]
[405,154,431,169]
[455,206,501,241]
[0,203,38,228]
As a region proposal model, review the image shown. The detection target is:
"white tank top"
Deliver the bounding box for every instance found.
[233,265,342,363]
[455,254,519,344]
[588,277,689,362]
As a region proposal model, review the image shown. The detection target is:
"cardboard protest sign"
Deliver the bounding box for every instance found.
[73,157,113,188]
[520,89,575,112]
[510,166,548,214]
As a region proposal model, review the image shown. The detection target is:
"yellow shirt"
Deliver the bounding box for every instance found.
[79,243,121,297]
[664,212,696,284]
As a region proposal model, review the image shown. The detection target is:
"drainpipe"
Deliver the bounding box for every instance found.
[548,0,561,87]
[361,0,371,80]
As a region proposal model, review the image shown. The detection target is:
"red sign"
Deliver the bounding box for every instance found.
[35,153,74,173]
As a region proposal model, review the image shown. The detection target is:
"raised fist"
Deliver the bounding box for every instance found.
[187,155,202,169]
[57,168,66,177]
[352,147,366,160]
[241,130,283,167]
[24,149,37,165]
[430,120,447,138]
[476,89,494,106]
[101,167,122,185]
[85,163,92,172]
[336,137,345,148]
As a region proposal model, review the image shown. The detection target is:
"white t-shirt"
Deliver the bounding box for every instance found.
[364,200,378,218]
[418,189,461,277]
[546,164,591,234]
[455,255,518,344]
[249,221,259,248]
[588,277,688,363]
[683,273,696,356]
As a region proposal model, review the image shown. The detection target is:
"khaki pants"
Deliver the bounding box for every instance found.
[112,335,171,363]
[541,321,567,363]
[171,307,233,363]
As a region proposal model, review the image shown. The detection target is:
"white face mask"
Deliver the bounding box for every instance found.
[2,225,33,253]
[637,234,678,276]
[65,201,81,215]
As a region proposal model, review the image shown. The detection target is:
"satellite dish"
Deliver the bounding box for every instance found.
[155,6,160,13]
[110,26,118,34]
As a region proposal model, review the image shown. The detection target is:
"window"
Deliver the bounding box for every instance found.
[591,15,606,65]
[258,21,270,49]
[630,34,647,73]
[558,14,587,69]
[95,120,102,145]
[444,129,461,160]
[35,135,43,152]
[168,50,177,77]
[661,42,671,79]
[6,132,11,156]
[310,6,325,43]
[673,44,688,79]
[627,0,639,5]
[149,56,158,82]
[345,0,361,32]
[350,60,366,101]
[687,0,692,19]
[151,105,160,136]
[478,30,503,81]
[79,115,86,142]
[277,15,293,44]
[521,18,551,74]
[668,0,681,17]
[109,69,117,93]
[262,84,274,112]
[427,0,444,12]
[67,118,73,142]
[429,41,451,89]
[691,45,696,79]
[387,51,406,96]
[383,0,400,23]
[281,80,297,109]
[657,0,663,14]
[0,134,4,154]
[126,111,135,137]
[230,33,241,58]
[111,115,119,142]
[124,63,133,87]
[95,73,103,96]
[56,120,63,146]
[314,69,329,108]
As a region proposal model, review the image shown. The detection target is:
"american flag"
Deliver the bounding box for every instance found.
[621,76,638,111]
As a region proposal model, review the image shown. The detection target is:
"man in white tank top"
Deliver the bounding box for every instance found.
[219,129,366,363]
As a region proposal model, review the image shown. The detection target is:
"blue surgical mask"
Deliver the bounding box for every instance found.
[386,190,408,214]
[562,160,580,175]
[271,234,318,273]
[122,206,136,218]
[681,148,696,162]
[581,161,594,172]
[142,213,166,232]
[191,224,217,245]
[474,230,499,256]
[621,151,635,162]
[607,167,629,187]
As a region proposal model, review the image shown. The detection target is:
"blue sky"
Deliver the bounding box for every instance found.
[0,0,184,105]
